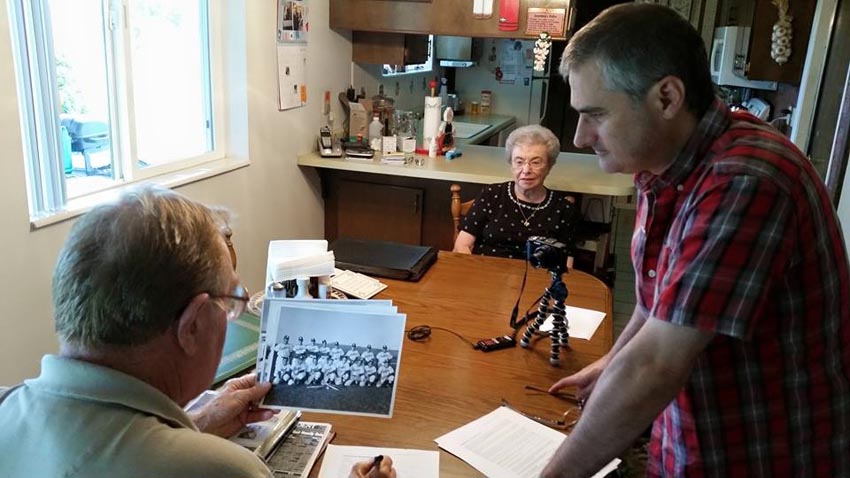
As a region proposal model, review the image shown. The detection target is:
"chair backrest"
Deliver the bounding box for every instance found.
[451,184,475,242]
[224,226,237,270]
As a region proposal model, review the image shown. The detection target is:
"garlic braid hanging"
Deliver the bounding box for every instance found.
[770,0,793,65]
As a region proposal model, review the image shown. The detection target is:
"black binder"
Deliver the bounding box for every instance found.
[329,237,438,282]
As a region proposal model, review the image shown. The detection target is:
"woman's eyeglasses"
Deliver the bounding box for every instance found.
[511,158,547,170]
[210,284,249,321]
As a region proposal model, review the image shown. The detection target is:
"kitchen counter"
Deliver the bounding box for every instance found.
[298,144,633,196]
[450,114,516,145]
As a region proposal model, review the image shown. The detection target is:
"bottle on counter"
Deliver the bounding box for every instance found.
[428,136,438,158]
[368,115,383,151]
[480,90,492,116]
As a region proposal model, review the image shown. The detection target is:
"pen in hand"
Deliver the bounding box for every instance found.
[369,455,383,473]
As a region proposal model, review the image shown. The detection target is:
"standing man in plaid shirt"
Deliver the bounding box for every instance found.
[542,4,850,478]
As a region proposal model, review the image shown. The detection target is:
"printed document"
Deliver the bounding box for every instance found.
[435,406,620,478]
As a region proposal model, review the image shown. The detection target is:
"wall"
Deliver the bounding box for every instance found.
[0,1,353,384]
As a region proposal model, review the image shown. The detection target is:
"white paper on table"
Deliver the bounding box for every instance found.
[318,445,439,478]
[538,306,607,340]
[435,406,619,478]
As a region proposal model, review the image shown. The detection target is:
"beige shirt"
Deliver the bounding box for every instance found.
[0,355,271,478]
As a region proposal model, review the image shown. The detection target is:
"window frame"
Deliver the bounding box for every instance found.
[9,0,233,223]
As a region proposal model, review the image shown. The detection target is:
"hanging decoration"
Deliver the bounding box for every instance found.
[533,32,552,72]
[770,0,793,65]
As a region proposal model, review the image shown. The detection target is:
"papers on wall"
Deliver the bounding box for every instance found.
[435,406,620,478]
[256,298,406,417]
[277,45,308,110]
[318,445,439,478]
[276,1,308,110]
[277,0,308,43]
[537,306,607,340]
[330,270,387,299]
[267,240,335,282]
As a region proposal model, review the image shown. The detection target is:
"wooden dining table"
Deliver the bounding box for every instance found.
[302,251,614,477]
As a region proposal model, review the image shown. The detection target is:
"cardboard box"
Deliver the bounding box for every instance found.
[349,102,367,140]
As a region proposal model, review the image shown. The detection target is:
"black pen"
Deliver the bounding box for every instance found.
[369,455,384,474]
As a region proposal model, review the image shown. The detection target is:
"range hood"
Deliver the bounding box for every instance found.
[435,36,482,68]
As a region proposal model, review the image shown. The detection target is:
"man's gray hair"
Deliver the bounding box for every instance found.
[560,3,715,116]
[504,125,561,167]
[53,184,233,349]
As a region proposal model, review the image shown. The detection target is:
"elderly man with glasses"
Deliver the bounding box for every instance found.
[0,185,395,478]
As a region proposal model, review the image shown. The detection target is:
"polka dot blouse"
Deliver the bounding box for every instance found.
[460,181,578,259]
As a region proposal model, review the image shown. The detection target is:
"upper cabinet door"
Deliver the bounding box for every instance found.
[746,0,815,84]
[330,0,574,40]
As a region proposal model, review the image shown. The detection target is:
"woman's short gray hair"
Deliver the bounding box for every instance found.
[52,184,233,350]
[504,125,561,167]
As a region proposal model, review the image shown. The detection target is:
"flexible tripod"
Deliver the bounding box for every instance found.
[520,270,569,365]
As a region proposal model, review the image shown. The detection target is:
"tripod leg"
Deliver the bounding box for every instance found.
[520,290,551,348]
[548,306,569,365]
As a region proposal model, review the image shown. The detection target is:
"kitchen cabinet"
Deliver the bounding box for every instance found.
[352,32,429,65]
[636,0,720,50]
[745,0,815,84]
[328,178,425,245]
[330,0,573,40]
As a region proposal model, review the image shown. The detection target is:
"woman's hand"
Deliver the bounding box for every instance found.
[453,231,476,254]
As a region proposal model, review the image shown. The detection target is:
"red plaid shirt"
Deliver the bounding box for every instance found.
[633,100,850,478]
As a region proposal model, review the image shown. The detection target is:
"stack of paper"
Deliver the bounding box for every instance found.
[330,269,387,299]
[318,445,439,478]
[256,298,406,418]
[267,240,335,282]
[435,406,620,478]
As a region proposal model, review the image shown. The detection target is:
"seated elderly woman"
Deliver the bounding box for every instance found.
[453,125,578,262]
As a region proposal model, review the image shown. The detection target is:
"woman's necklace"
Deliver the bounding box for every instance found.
[507,182,552,227]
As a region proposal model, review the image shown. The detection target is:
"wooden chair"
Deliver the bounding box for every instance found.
[224,226,238,270]
[450,184,475,242]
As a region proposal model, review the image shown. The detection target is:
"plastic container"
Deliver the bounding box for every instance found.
[428,136,438,158]
[368,115,383,151]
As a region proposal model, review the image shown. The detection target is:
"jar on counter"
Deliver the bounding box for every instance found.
[470,101,480,116]
[480,90,492,116]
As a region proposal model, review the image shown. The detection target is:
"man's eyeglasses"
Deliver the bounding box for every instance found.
[210,284,249,321]
[511,158,547,170]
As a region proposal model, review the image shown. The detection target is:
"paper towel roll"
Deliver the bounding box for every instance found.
[423,96,442,148]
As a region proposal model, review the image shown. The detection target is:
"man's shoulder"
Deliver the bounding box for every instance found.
[142,428,271,477]
[701,118,820,196]
[709,118,808,177]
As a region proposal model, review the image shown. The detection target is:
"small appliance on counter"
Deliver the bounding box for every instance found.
[317,126,342,157]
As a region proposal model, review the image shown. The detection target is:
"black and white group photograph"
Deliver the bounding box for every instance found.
[257,299,405,417]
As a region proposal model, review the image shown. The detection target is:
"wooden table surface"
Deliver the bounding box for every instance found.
[304,252,613,477]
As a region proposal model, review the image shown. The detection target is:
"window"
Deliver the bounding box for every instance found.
[9,0,226,220]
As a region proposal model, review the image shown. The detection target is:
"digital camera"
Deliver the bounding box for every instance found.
[526,236,568,273]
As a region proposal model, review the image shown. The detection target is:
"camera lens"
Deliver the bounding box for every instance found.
[531,247,549,268]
